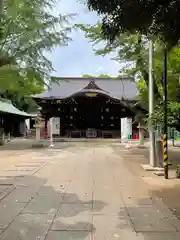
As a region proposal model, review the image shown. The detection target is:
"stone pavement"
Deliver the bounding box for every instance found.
[0,142,180,239]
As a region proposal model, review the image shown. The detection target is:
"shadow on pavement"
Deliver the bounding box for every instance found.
[0,174,106,239]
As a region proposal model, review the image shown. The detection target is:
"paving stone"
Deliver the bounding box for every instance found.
[62,190,92,203]
[121,193,154,206]
[22,198,60,214]
[46,230,92,240]
[126,205,178,232]
[44,182,67,191]
[0,172,25,177]
[0,143,180,239]
[92,202,124,216]
[67,182,93,190]
[0,186,9,194]
[93,188,122,204]
[92,215,135,240]
[36,186,66,198]
[153,197,179,220]
[139,232,180,240]
[0,185,15,201]
[6,167,36,172]
[2,186,40,203]
[132,218,177,232]
[0,201,26,229]
[127,206,166,219]
[0,178,14,185]
[105,231,180,240]
[51,203,93,231]
[171,218,180,231]
[22,187,64,214]
[0,214,54,240]
[15,175,46,187]
[127,205,180,229]
[15,164,42,168]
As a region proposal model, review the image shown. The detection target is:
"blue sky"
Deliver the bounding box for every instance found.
[47,0,121,77]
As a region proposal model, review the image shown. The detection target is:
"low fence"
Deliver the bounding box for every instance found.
[155,125,180,140]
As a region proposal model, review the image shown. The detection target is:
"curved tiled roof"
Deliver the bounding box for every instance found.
[32,77,138,101]
[0,98,31,117]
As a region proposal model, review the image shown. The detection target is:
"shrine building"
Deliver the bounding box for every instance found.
[32,77,139,138]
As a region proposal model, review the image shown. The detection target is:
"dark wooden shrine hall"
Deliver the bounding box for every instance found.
[32,77,139,138]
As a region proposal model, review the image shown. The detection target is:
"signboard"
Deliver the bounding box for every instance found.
[126,118,132,139]
[121,118,126,139]
[121,117,132,140]
[85,93,97,97]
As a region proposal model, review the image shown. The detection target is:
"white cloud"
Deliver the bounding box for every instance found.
[47,0,121,77]
[95,66,104,73]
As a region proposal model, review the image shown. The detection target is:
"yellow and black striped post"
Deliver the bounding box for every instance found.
[162,49,168,179]
[163,134,168,179]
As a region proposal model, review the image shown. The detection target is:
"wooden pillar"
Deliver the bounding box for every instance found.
[44,115,48,140]
[7,116,12,142]
[0,116,4,145]
[138,121,146,146]
[3,115,10,143]
[59,117,61,136]
[139,127,144,145]
[35,125,41,141]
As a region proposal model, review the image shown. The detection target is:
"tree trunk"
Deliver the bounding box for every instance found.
[141,69,161,98]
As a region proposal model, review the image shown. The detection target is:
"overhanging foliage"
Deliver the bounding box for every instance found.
[0,0,73,112]
[77,22,180,130]
[0,0,73,86]
[86,0,180,46]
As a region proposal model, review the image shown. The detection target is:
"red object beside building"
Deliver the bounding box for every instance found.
[135,134,139,140]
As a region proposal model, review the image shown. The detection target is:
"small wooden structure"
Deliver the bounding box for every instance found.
[0,98,31,144]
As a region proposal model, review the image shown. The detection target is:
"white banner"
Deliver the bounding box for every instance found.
[121,118,126,139]
[52,117,60,135]
[121,117,132,139]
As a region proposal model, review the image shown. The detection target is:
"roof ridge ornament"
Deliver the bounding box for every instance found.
[83,79,106,92]
[89,78,95,83]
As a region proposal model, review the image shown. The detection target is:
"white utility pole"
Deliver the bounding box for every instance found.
[149,39,156,166]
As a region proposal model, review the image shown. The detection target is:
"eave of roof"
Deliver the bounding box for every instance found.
[0,98,31,117]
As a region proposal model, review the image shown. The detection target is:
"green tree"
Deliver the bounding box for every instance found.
[82,74,94,78]
[0,78,44,112]
[78,24,160,97]
[86,0,180,46]
[82,74,111,78]
[0,0,73,112]
[78,23,180,130]
[0,0,72,89]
